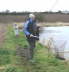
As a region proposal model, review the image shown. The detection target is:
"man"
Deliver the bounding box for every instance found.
[24,14,38,60]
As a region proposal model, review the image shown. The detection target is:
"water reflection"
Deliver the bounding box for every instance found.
[39,26,69,60]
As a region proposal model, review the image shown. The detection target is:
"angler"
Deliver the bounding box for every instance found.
[24,13,39,60]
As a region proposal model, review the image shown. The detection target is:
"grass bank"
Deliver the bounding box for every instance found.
[0,24,69,72]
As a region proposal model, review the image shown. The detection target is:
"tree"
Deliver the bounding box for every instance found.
[5,10,10,13]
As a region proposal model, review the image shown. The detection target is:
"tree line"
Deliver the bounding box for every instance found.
[0,10,69,15]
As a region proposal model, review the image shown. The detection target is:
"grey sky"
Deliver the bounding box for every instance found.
[0,0,69,12]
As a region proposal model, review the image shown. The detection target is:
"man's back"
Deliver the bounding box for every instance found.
[24,18,37,36]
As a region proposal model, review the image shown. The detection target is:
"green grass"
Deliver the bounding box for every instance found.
[0,24,69,72]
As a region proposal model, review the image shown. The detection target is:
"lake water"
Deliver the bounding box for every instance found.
[39,26,69,60]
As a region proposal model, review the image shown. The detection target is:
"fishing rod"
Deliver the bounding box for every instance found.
[49,0,58,11]
[44,0,59,22]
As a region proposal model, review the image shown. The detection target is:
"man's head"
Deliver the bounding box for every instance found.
[29,14,35,20]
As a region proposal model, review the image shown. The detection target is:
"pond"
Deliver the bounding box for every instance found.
[39,26,69,60]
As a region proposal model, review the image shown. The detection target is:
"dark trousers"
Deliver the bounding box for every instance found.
[26,36,36,59]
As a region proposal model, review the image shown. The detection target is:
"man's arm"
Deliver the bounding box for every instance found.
[24,21,31,35]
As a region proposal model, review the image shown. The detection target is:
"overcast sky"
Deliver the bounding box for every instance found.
[0,0,69,12]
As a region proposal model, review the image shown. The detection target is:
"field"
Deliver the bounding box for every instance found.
[0,13,69,23]
[0,23,69,72]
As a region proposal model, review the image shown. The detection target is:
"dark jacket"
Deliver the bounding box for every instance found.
[24,18,37,36]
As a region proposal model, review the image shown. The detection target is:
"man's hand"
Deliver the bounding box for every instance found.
[30,34,34,37]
